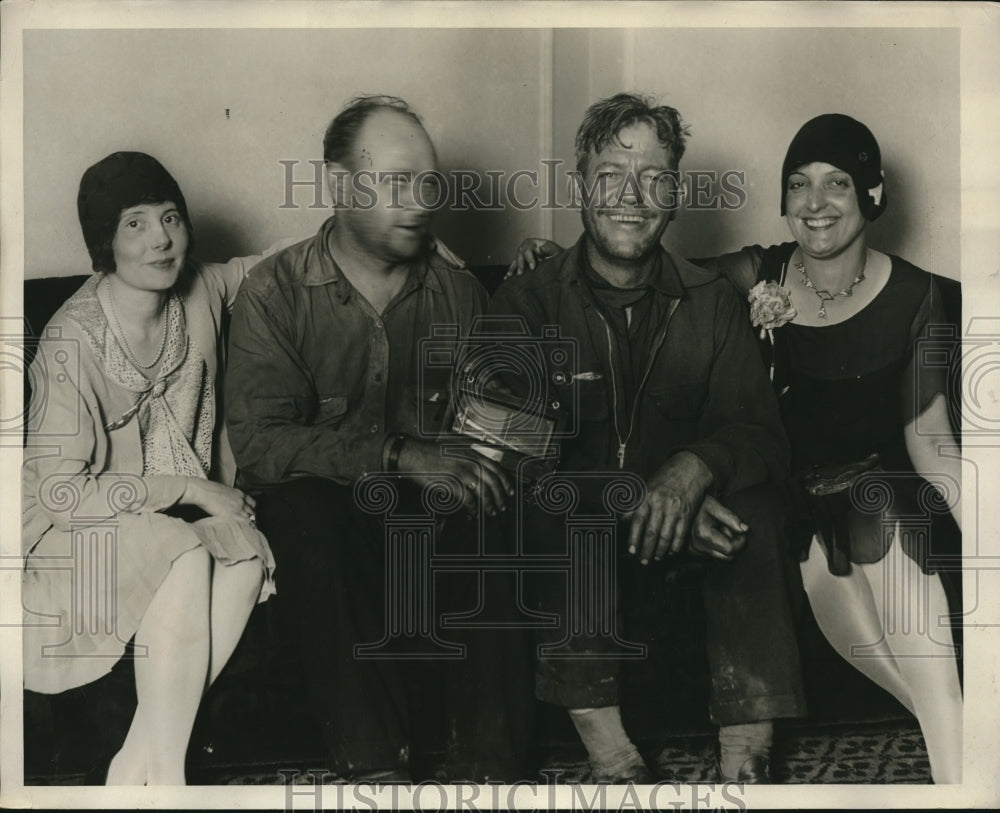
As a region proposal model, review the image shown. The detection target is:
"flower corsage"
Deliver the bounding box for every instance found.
[747,281,797,382]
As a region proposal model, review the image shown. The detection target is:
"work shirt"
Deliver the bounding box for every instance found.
[487,236,789,494]
[225,217,488,488]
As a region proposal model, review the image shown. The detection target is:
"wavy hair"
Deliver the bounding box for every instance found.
[575,92,689,175]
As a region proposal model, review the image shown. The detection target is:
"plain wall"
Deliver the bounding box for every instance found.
[630,27,960,275]
[550,27,960,278]
[23,28,552,274]
[24,27,959,279]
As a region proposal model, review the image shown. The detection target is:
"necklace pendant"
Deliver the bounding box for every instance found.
[796,252,868,320]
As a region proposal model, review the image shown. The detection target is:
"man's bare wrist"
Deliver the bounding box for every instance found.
[676,450,713,484]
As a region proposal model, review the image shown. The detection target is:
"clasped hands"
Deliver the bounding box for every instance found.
[626,451,748,564]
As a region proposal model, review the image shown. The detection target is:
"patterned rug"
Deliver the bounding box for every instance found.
[161,719,929,785]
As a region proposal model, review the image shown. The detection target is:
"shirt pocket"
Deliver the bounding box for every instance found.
[257,394,316,426]
[647,379,708,420]
[315,393,349,429]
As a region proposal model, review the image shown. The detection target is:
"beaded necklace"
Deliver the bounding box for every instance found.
[103,277,168,370]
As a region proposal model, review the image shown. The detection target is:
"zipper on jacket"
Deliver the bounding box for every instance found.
[595,312,626,468]
[593,300,679,470]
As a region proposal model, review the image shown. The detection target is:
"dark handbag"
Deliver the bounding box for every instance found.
[798,453,885,575]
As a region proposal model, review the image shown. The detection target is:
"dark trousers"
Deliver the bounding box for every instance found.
[257,477,534,781]
[527,482,807,726]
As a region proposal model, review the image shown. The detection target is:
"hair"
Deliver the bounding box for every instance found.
[322,95,425,167]
[77,151,193,274]
[574,92,689,175]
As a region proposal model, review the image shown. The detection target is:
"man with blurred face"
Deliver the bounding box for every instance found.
[226,96,530,781]
[488,93,806,783]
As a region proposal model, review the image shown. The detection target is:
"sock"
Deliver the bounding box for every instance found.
[718,721,773,779]
[569,706,645,778]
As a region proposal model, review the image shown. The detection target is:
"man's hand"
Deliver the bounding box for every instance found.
[396,438,513,517]
[627,451,713,564]
[689,494,748,561]
[505,237,562,278]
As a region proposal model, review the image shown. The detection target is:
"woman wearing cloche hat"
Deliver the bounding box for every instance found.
[22,152,277,785]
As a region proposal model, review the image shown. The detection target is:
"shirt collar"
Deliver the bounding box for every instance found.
[564,234,686,299]
[303,216,443,295]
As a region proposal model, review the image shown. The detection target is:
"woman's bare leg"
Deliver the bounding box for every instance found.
[106,547,211,785]
[799,537,916,715]
[206,559,264,686]
[859,532,963,783]
[104,705,148,785]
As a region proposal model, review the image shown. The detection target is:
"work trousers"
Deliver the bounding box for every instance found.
[526,482,807,726]
[257,477,535,781]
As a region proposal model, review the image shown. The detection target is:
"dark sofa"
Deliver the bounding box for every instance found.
[20,264,962,783]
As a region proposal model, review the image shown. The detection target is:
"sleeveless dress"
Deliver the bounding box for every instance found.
[711,242,960,577]
[22,260,276,694]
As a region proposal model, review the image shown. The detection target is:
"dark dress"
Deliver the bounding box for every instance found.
[710,243,960,577]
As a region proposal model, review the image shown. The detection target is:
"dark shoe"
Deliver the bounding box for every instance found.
[588,759,654,784]
[716,753,771,784]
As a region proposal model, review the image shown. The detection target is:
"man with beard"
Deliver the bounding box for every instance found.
[487,93,805,782]
[225,95,530,782]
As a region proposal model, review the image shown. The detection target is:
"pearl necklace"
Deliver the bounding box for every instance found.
[104,277,168,370]
[795,250,868,319]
